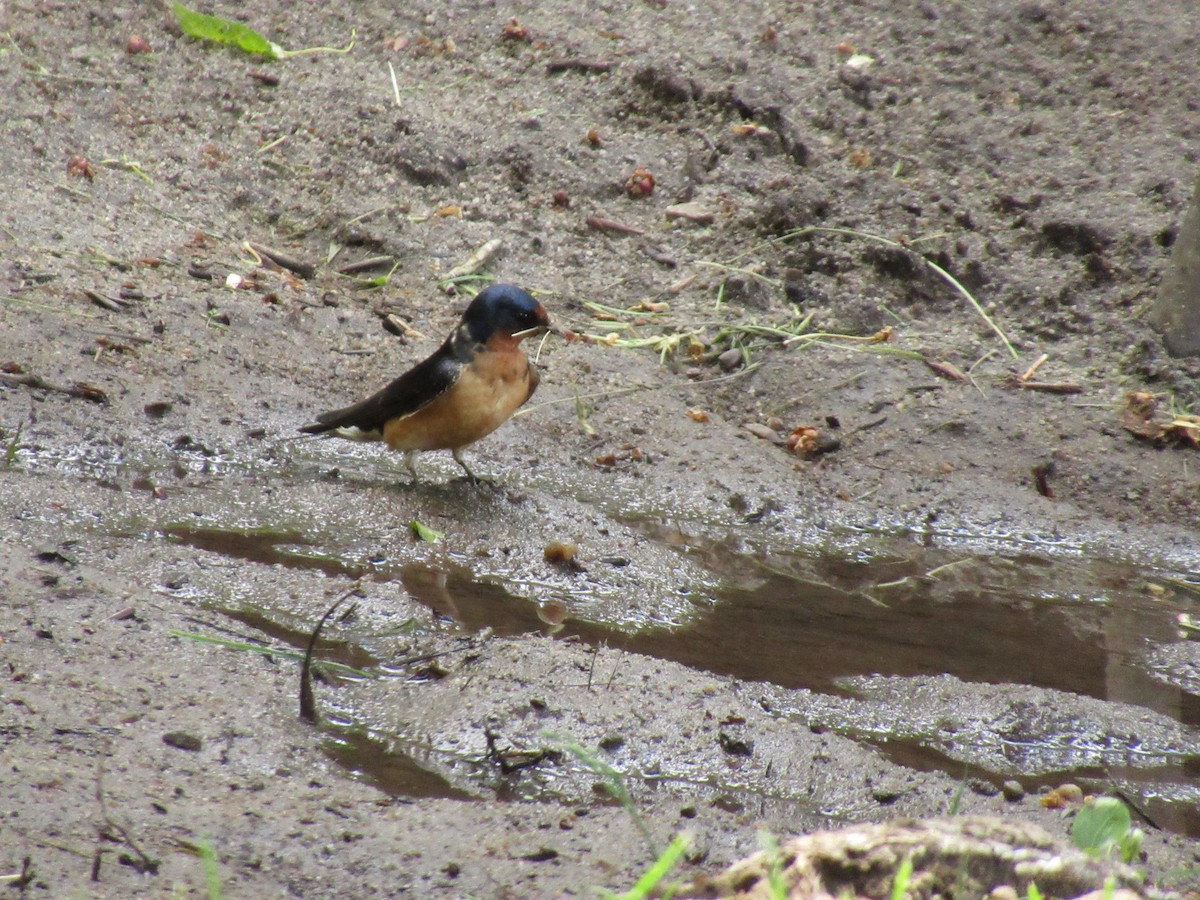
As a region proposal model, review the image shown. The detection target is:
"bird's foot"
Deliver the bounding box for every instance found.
[451,449,497,487]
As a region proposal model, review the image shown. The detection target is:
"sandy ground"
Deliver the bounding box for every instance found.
[2,0,1199,896]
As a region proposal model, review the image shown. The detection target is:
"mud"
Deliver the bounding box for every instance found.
[2,0,1199,896]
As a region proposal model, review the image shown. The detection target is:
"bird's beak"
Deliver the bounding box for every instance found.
[513,304,562,339]
[512,324,557,340]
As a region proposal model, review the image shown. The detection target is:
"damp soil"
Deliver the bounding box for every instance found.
[2,0,1200,897]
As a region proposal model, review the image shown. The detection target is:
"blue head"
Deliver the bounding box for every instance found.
[460,284,551,344]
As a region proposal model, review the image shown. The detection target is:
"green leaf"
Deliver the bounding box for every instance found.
[354,261,402,288]
[1072,796,1132,857]
[409,520,444,543]
[173,2,284,59]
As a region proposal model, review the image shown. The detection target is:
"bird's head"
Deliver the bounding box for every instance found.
[460,284,554,346]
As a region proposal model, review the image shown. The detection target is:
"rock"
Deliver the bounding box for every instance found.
[717,348,743,371]
[1001,780,1026,801]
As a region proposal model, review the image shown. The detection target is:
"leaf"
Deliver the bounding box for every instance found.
[409,520,444,543]
[173,2,284,59]
[1072,796,1132,856]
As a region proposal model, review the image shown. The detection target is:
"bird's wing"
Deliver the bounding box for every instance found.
[300,344,461,435]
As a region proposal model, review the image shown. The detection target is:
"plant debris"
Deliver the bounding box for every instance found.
[1120,391,1200,448]
[410,519,445,543]
[173,2,354,60]
[787,425,840,456]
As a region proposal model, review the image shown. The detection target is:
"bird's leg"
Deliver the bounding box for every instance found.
[451,448,481,484]
[403,450,419,482]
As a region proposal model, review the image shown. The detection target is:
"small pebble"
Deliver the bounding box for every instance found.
[969,779,999,797]
[162,731,203,752]
[1001,780,1025,801]
[717,348,743,371]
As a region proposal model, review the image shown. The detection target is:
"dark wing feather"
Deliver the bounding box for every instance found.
[300,343,461,435]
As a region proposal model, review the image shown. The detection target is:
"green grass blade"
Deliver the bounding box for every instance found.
[168,629,374,679]
[890,854,914,900]
[197,839,223,900]
[173,2,283,59]
[623,832,691,899]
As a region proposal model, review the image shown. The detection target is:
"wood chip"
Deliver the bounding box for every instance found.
[923,357,967,381]
[586,215,643,236]
[664,201,715,224]
[440,238,503,292]
[246,242,317,279]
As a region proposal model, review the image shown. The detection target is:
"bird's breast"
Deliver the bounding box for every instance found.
[382,348,537,452]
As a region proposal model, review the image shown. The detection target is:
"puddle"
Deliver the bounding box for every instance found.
[321,728,479,801]
[400,548,1196,711]
[871,736,1200,837]
[150,518,1200,835]
[222,607,381,672]
[163,524,364,579]
[396,542,1200,835]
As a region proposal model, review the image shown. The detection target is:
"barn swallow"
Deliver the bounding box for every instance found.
[300,284,554,482]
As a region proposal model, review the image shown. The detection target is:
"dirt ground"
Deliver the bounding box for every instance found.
[2,0,1199,897]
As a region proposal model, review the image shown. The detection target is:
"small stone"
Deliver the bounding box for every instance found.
[969,779,999,797]
[717,348,743,371]
[143,401,173,419]
[1001,780,1025,801]
[722,273,771,310]
[162,731,202,752]
[598,733,625,751]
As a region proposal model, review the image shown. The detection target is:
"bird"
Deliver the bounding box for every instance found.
[300,283,554,483]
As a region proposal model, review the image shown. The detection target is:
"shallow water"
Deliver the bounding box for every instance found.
[13,443,1200,836]
[163,513,1200,836]
[391,537,1200,834]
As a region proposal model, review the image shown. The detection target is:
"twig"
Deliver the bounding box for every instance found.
[1020,353,1049,382]
[300,583,363,723]
[1,372,108,403]
[1018,380,1084,395]
[586,215,644,236]
[923,357,967,382]
[546,59,612,75]
[245,241,317,279]
[95,753,159,874]
[695,260,782,287]
[83,289,131,312]
[338,256,395,275]
[439,238,503,292]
